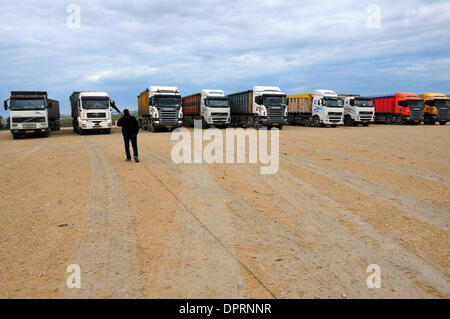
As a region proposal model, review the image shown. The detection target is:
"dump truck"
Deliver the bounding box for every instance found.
[182,89,230,128]
[70,91,119,134]
[369,93,424,125]
[228,86,286,129]
[340,94,374,126]
[287,90,344,127]
[4,91,60,139]
[138,86,183,132]
[421,93,449,125]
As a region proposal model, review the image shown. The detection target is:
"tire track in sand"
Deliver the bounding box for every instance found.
[61,136,142,298]
[137,146,266,298]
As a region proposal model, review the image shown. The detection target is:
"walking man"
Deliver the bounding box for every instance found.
[117,109,140,162]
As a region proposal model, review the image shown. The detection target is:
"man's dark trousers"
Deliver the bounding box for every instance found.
[123,134,138,160]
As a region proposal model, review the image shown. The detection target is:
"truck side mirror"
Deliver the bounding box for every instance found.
[3,100,7,110]
[286,99,289,105]
[350,100,355,106]
[425,100,434,106]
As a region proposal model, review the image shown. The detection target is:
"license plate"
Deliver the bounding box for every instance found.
[94,126,102,129]
[273,123,279,125]
[363,121,368,123]
[25,130,34,133]
[166,126,173,128]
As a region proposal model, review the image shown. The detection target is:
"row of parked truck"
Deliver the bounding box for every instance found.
[3,87,449,138]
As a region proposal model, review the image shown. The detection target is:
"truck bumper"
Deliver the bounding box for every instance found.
[80,120,112,130]
[11,128,49,134]
[153,119,183,129]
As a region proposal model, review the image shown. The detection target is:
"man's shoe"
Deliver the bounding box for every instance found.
[134,156,140,163]
[126,158,131,162]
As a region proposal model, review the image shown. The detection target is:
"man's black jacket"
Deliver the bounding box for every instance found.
[117,114,140,136]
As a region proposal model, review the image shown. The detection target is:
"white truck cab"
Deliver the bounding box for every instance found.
[253,86,287,128]
[312,90,344,126]
[70,91,117,134]
[200,89,230,126]
[343,96,375,126]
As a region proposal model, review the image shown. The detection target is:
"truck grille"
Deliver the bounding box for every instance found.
[359,111,373,120]
[160,110,178,125]
[87,112,106,118]
[410,108,423,121]
[328,112,342,122]
[267,108,284,124]
[211,113,229,123]
[23,123,37,129]
[438,108,449,120]
[12,117,45,123]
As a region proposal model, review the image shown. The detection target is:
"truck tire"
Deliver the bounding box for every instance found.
[12,133,19,140]
[395,117,404,125]
[313,116,321,127]
[362,123,369,127]
[439,121,447,125]
[253,117,260,130]
[278,124,283,130]
[344,115,353,126]
[151,123,158,133]
[105,129,111,134]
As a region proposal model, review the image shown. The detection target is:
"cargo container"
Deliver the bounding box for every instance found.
[369,93,424,124]
[4,91,60,139]
[340,94,374,126]
[138,86,183,132]
[70,91,119,134]
[287,90,343,127]
[182,89,230,128]
[421,93,449,125]
[228,86,286,129]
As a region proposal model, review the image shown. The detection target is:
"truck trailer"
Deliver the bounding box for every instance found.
[287,90,344,127]
[70,91,119,134]
[228,86,287,129]
[4,91,60,139]
[369,93,424,125]
[340,94,374,126]
[182,89,230,128]
[138,86,183,132]
[421,93,449,125]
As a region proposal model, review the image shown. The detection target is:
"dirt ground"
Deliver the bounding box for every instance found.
[0,124,448,299]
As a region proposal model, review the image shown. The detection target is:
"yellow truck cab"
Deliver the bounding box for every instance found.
[421,93,450,125]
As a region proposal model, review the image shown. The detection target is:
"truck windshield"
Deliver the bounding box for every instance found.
[207,99,229,107]
[435,100,450,108]
[355,99,374,107]
[263,96,286,106]
[81,98,109,109]
[324,98,343,107]
[156,97,181,106]
[407,100,424,109]
[10,99,46,110]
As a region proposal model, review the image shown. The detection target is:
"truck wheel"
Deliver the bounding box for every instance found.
[429,120,436,125]
[105,129,111,134]
[344,116,352,126]
[423,117,430,125]
[12,133,19,140]
[253,118,260,130]
[362,123,369,127]
[151,123,158,133]
[439,121,447,125]
[278,124,283,130]
[313,116,321,127]
[395,117,403,125]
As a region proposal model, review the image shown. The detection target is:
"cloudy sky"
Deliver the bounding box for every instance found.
[1,0,449,117]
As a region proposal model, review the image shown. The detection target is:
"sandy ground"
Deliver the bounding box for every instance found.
[0,124,448,299]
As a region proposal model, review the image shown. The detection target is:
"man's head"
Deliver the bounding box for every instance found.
[123,109,130,116]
